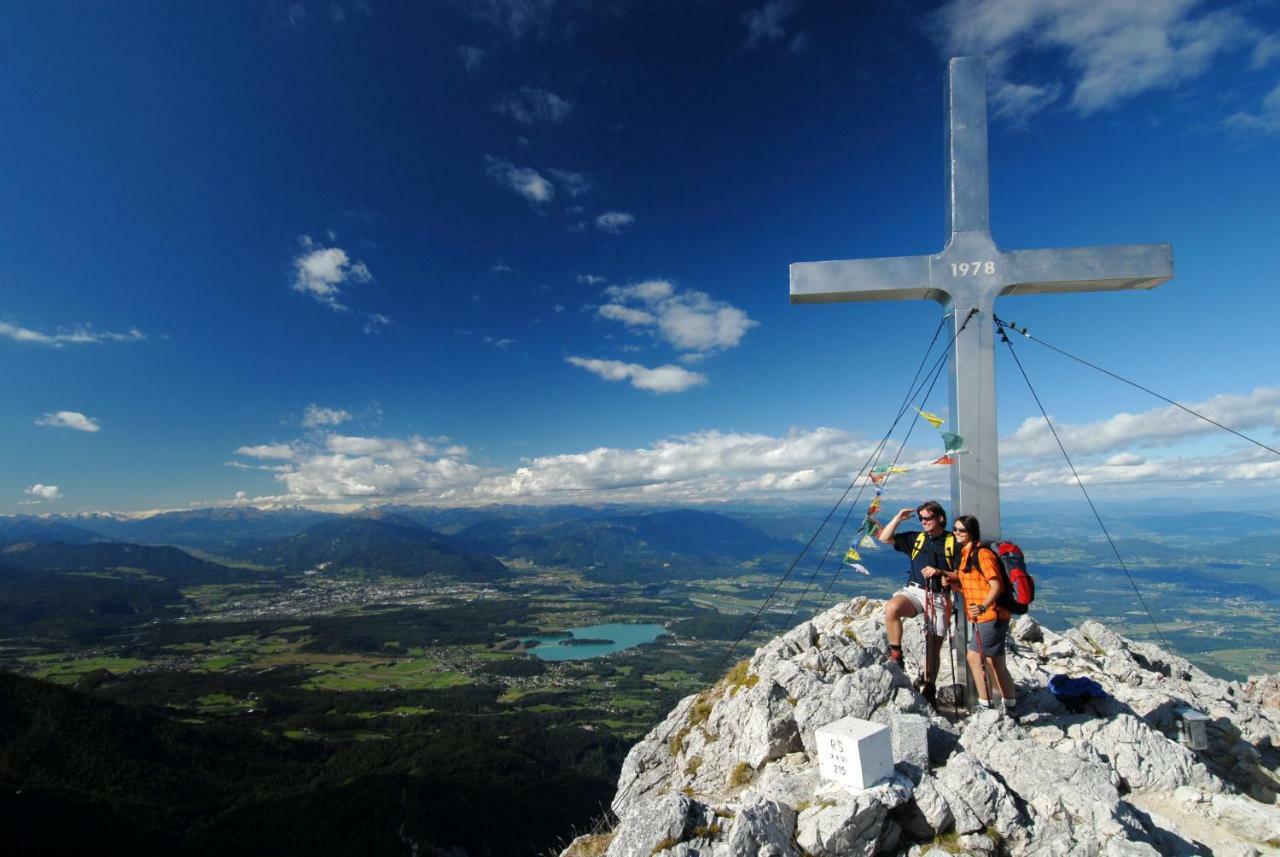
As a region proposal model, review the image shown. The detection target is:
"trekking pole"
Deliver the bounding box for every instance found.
[945,588,959,715]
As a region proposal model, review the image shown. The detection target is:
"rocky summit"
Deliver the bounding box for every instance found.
[561,599,1280,857]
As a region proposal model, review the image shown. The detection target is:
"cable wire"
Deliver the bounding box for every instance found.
[994,317,1280,459]
[998,325,1173,651]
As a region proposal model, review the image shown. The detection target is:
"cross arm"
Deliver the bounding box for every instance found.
[1002,243,1173,297]
[790,254,946,305]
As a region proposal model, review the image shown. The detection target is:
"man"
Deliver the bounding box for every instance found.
[876,500,956,703]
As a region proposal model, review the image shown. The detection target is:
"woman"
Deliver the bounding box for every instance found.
[926,514,1017,713]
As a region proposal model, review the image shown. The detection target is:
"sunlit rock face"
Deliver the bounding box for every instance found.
[561,599,1280,857]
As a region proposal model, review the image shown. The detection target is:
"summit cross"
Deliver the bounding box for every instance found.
[790,56,1173,538]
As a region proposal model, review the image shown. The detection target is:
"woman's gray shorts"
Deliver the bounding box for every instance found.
[968,618,1010,656]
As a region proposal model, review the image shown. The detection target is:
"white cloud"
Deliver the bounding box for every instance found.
[476,427,879,500]
[484,335,517,349]
[227,383,1280,506]
[576,273,605,285]
[742,0,800,49]
[362,312,391,333]
[303,405,352,428]
[605,280,673,302]
[291,236,373,311]
[243,433,481,500]
[595,210,635,233]
[1253,34,1280,69]
[236,443,297,460]
[462,0,580,40]
[494,87,573,124]
[566,356,707,393]
[596,279,758,354]
[1000,386,1280,458]
[0,320,144,347]
[457,45,488,73]
[1002,446,1280,490]
[991,80,1063,126]
[35,411,101,432]
[484,156,555,204]
[548,168,592,197]
[25,483,61,501]
[1226,79,1280,134]
[243,425,880,504]
[597,304,656,327]
[930,0,1258,122]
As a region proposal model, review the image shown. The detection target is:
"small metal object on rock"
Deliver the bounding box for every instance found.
[1174,707,1211,750]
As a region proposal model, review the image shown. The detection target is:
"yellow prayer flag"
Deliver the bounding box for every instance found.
[916,408,945,429]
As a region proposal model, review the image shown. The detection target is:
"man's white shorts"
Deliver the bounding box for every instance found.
[894,584,950,636]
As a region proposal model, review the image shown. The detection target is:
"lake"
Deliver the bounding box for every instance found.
[523,622,667,661]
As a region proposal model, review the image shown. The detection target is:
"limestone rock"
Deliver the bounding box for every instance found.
[721,797,799,857]
[604,793,712,857]
[793,775,912,856]
[572,599,1280,857]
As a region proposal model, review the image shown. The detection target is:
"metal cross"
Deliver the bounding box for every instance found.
[791,56,1172,537]
[791,57,1172,704]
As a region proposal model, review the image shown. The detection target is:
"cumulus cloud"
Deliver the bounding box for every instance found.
[457,45,488,73]
[290,235,373,311]
[1254,34,1280,69]
[565,356,707,393]
[595,210,635,233]
[303,405,352,428]
[485,156,555,203]
[548,168,592,197]
[494,87,573,124]
[1,320,144,347]
[742,0,801,49]
[25,484,61,501]
[236,432,480,500]
[476,427,881,500]
[35,411,101,432]
[461,0,583,40]
[597,279,758,354]
[1001,445,1280,490]
[227,383,1280,507]
[1226,80,1280,134]
[1000,386,1280,458]
[233,424,891,505]
[577,273,605,285]
[236,443,296,460]
[930,0,1259,122]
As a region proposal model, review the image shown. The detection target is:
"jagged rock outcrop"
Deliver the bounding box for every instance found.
[562,598,1280,857]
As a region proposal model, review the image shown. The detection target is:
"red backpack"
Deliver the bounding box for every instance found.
[992,541,1035,614]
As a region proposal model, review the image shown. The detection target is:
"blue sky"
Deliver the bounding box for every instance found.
[4,0,1280,514]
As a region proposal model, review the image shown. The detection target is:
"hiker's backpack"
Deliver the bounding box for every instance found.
[993,541,1035,614]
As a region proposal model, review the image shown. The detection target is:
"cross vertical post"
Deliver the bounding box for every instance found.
[790,56,1173,709]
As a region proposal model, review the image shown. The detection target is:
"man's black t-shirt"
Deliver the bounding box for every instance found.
[892,530,955,588]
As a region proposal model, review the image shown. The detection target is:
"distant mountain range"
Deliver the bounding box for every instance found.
[0,541,238,583]
[7,503,1279,585]
[243,515,509,580]
[62,507,336,552]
